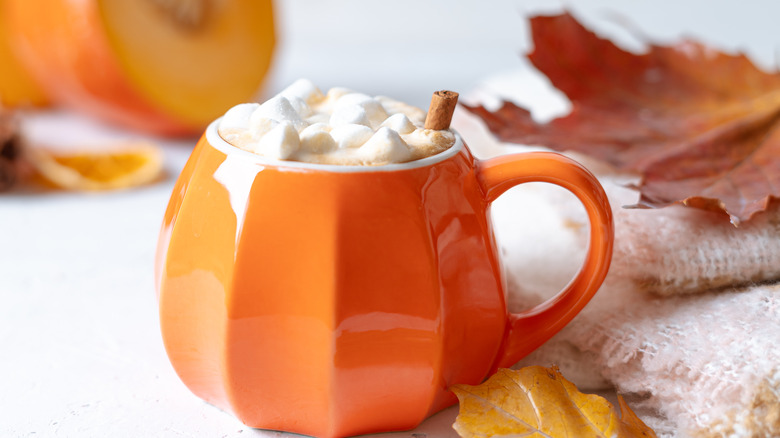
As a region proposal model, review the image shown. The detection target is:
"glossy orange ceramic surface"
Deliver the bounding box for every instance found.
[155,120,614,438]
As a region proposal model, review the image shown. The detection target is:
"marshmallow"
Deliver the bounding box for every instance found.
[302,122,332,133]
[359,127,412,164]
[279,78,324,104]
[300,124,336,153]
[251,121,300,160]
[249,117,279,140]
[334,93,389,128]
[251,95,308,131]
[330,124,374,149]
[220,103,259,131]
[325,87,354,102]
[376,96,427,125]
[217,79,456,166]
[380,113,415,135]
[403,128,455,149]
[287,96,313,118]
[329,105,370,127]
[305,113,330,124]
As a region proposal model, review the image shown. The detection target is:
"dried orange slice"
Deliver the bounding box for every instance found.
[27,142,164,190]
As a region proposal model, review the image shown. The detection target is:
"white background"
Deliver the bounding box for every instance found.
[2,1,778,437]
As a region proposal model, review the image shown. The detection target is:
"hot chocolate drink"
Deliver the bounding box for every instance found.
[218,79,455,165]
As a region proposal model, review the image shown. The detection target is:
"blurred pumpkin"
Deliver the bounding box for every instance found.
[0,6,48,107]
[3,0,276,136]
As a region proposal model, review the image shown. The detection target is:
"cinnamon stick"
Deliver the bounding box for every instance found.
[424,90,459,130]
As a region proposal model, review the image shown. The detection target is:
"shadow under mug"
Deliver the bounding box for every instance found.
[155,119,614,438]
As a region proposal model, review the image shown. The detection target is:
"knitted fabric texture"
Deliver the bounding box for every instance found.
[515,285,780,437]
[569,157,780,296]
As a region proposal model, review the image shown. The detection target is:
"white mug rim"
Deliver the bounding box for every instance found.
[206,117,464,173]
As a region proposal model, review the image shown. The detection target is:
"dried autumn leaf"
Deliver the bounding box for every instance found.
[465,12,780,224]
[26,142,164,191]
[451,366,656,438]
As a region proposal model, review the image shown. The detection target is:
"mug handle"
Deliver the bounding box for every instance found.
[476,152,614,371]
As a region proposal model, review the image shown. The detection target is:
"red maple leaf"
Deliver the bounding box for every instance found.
[465,12,780,224]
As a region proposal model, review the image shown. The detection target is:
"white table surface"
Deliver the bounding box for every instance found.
[2,1,776,436]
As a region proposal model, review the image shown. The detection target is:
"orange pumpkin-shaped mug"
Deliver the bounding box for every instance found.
[155,119,614,437]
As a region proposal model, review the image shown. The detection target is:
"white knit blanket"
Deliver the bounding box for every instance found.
[454,105,780,437]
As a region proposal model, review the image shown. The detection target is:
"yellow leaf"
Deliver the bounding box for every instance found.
[451,366,656,438]
[26,142,164,191]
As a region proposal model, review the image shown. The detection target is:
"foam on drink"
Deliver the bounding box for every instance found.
[218,79,456,165]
